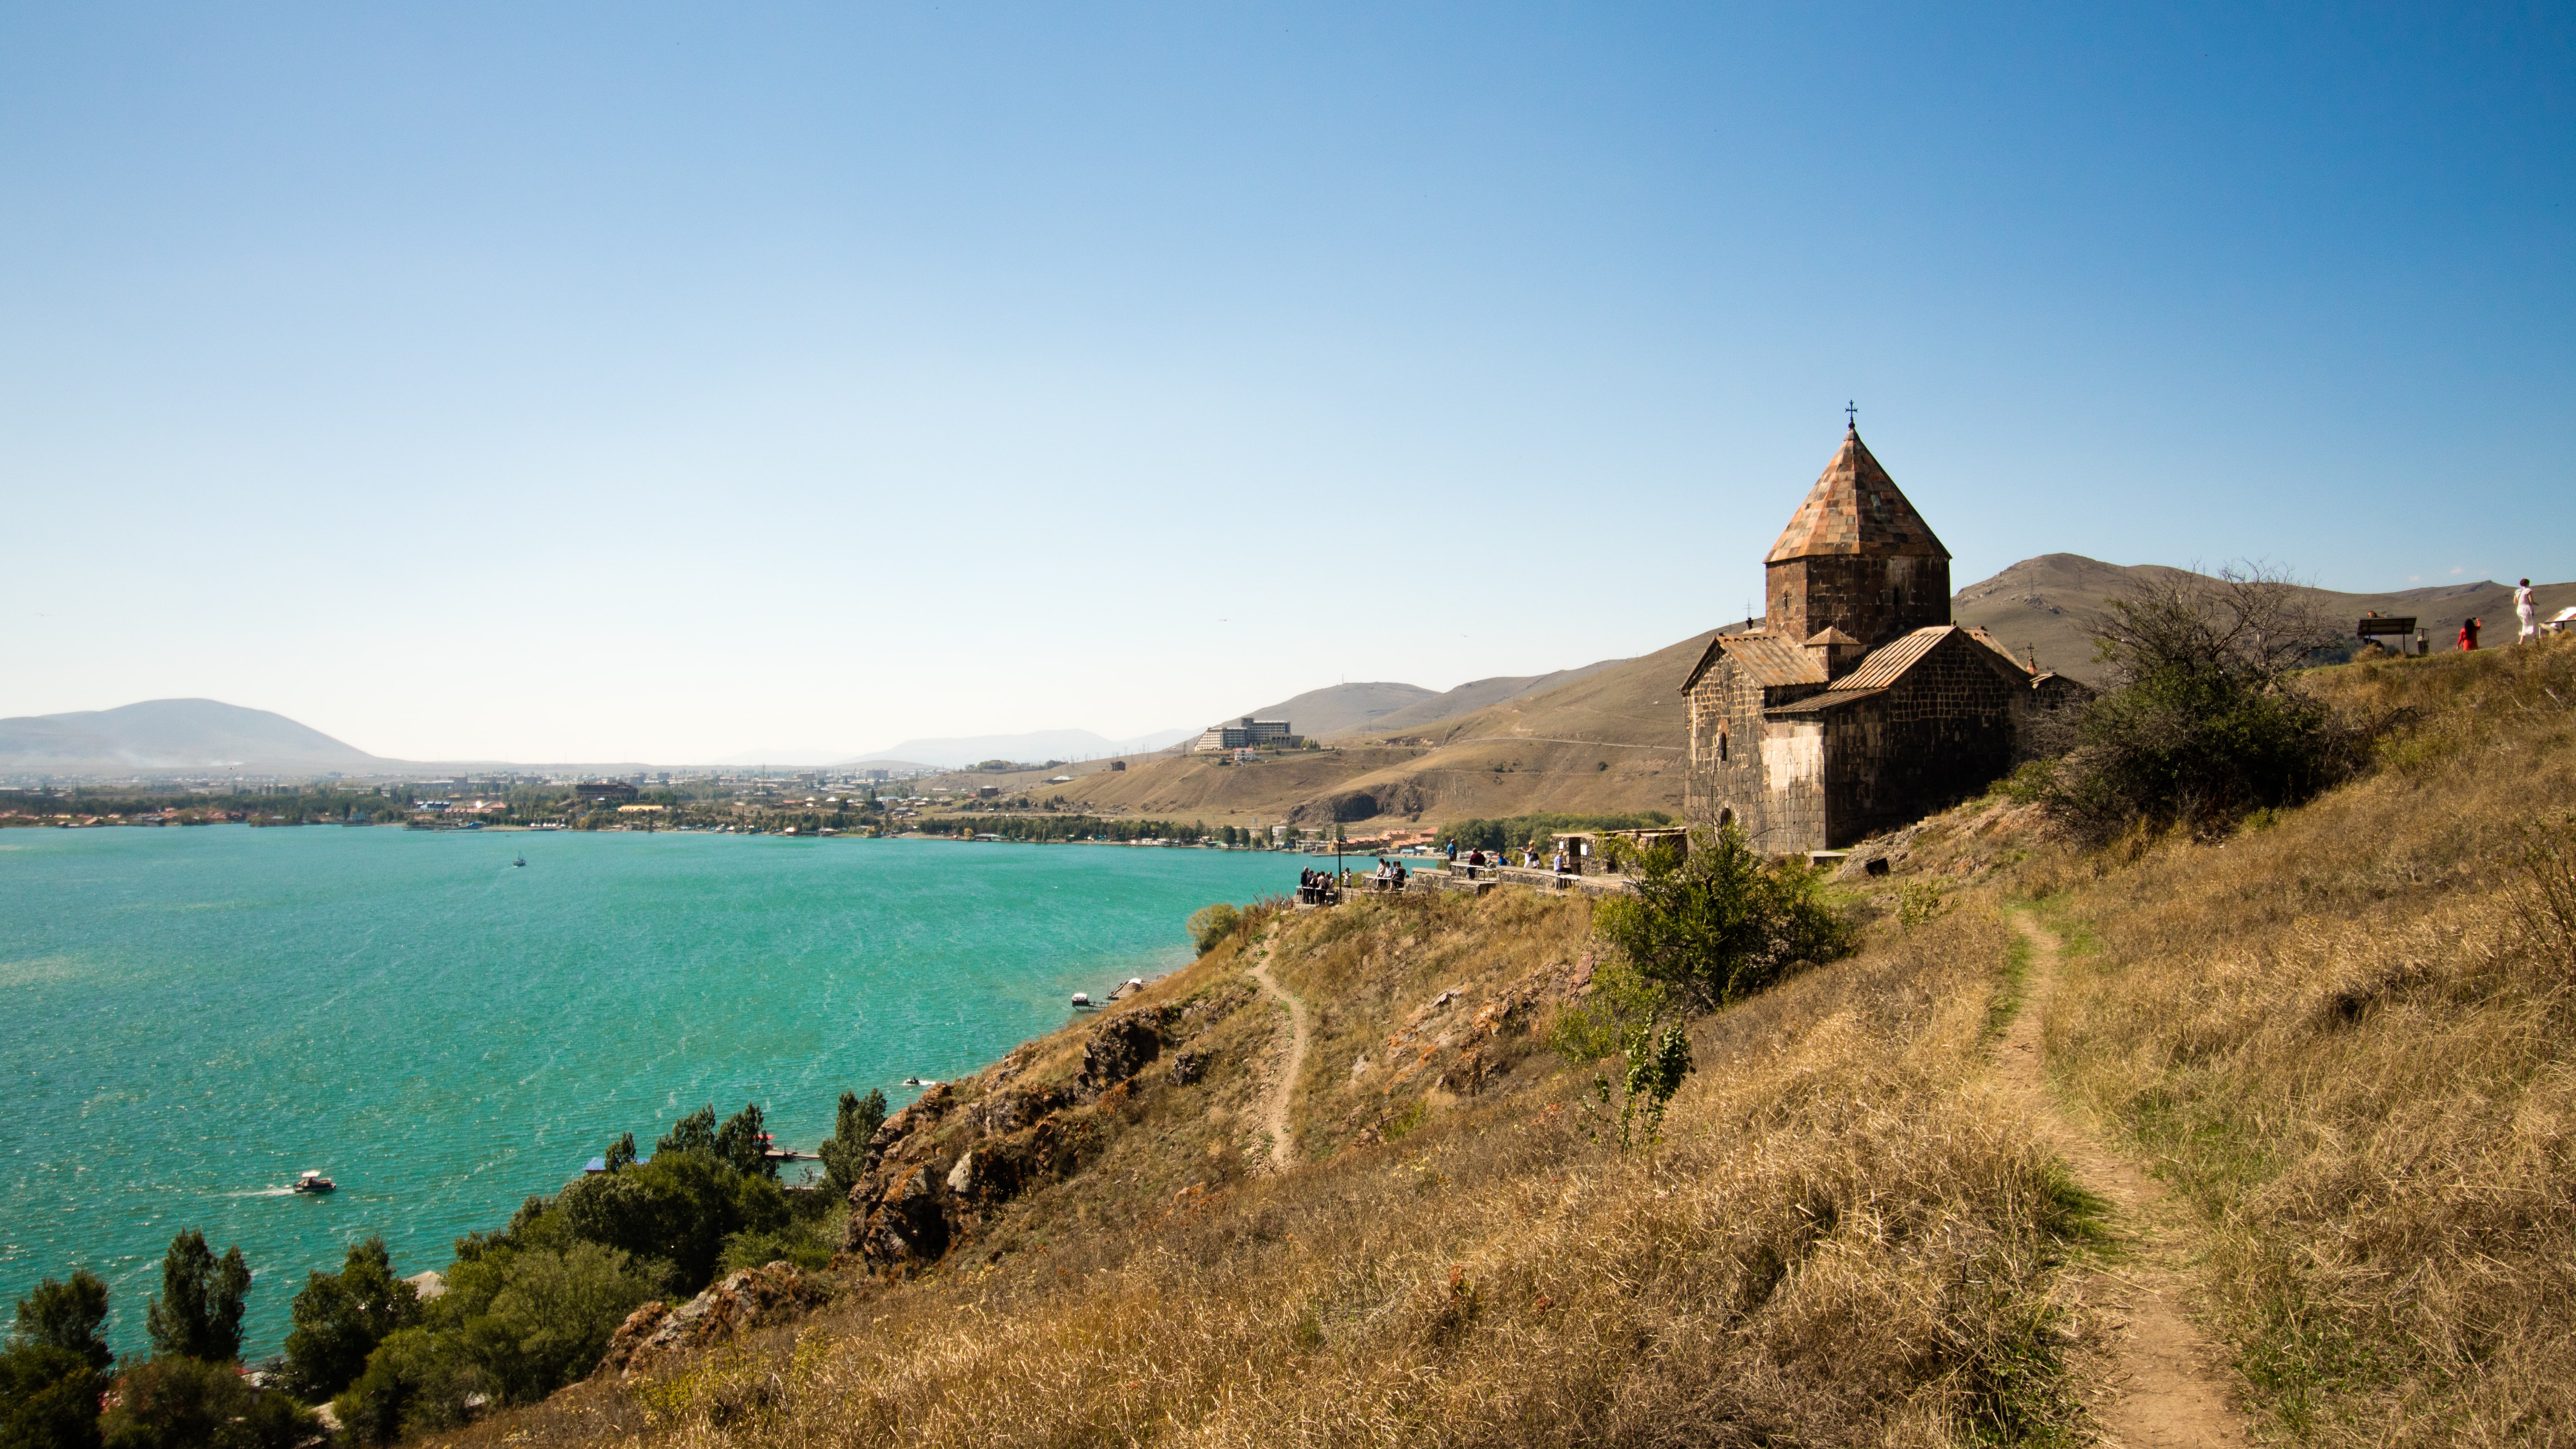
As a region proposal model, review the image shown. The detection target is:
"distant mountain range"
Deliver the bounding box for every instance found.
[0,699,389,777]
[14,558,2563,780]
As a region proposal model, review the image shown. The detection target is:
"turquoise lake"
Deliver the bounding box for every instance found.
[0,827,1305,1358]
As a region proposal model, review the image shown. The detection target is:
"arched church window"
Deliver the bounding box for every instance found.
[1718,720,1729,762]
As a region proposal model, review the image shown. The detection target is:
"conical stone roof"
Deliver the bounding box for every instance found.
[1765,427,1950,564]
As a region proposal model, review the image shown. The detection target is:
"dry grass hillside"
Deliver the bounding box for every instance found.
[2008,637,2576,1444]
[425,635,2576,1449]
[441,884,2101,1448]
[1038,632,1708,828]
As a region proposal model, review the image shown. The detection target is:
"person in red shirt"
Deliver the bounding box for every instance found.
[2459,617,2482,652]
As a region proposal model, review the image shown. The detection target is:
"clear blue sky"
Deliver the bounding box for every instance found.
[4,3,2568,762]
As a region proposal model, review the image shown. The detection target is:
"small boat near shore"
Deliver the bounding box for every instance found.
[1069,991,1094,1009]
[291,1170,336,1195]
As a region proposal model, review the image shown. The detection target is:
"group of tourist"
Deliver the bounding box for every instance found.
[1297,867,1339,906]
[1366,857,1410,892]
[1436,841,1577,877]
[2457,579,2551,652]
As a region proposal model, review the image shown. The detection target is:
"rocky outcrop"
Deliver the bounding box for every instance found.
[1079,1009,1169,1094]
[839,996,1240,1273]
[592,1262,829,1381]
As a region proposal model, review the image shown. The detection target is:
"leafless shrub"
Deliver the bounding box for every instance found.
[2090,560,2341,688]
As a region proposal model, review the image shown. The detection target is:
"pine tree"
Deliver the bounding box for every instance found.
[144,1230,251,1362]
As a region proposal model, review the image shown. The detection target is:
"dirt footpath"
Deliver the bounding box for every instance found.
[1245,947,1310,1172]
[2005,913,2250,1449]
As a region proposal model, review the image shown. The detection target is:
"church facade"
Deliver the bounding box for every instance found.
[1682,426,2086,854]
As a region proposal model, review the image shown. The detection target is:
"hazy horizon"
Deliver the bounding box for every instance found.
[6,4,2567,761]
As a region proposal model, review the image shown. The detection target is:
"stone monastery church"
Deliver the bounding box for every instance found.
[1682,424,2086,854]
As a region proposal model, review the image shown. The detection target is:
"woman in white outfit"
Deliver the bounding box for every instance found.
[2518,579,2540,644]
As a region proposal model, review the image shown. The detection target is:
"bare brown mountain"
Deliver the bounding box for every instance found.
[1953,553,2568,684]
[1040,633,1712,826]
[1230,682,1440,740]
[1356,658,1626,737]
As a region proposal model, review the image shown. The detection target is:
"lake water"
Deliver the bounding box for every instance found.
[0,827,1304,1359]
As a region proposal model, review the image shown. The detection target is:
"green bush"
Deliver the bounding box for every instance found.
[100,1355,311,1449]
[2037,563,2370,843]
[283,1237,421,1402]
[335,1242,658,1444]
[1592,827,1851,1010]
[1186,903,1242,954]
[2040,665,2365,843]
[547,1149,782,1294]
[0,1343,104,1449]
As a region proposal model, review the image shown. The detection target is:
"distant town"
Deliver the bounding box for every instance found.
[0,718,1452,852]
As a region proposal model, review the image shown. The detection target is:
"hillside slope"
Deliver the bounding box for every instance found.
[1037,632,1708,826]
[1232,682,1439,740]
[441,866,2090,1449]
[1952,553,2570,684]
[1356,658,1625,736]
[423,638,2576,1449]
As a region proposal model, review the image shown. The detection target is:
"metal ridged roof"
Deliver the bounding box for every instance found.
[1765,686,1888,716]
[1833,626,1956,691]
[1684,630,1827,692]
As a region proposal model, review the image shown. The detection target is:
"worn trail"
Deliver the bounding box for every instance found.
[2004,912,2248,1449]
[1245,945,1310,1172]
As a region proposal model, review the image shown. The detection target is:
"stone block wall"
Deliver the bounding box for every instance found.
[1683,658,1829,854]
[1765,554,1950,649]
[1814,639,2023,846]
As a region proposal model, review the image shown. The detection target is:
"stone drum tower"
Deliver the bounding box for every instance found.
[1762,424,1950,647]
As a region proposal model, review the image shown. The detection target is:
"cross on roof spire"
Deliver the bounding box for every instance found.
[1845,400,1857,430]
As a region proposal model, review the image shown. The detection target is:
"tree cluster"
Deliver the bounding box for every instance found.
[3,1233,316,1449]
[1,1089,885,1449]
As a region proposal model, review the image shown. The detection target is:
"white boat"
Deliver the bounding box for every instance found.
[291,1170,336,1195]
[1069,991,1094,1009]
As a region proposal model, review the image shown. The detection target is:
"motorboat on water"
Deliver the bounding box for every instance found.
[292,1170,336,1195]
[513,855,526,867]
[1069,991,1094,1009]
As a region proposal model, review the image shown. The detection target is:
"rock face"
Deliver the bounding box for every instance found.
[592,1262,829,1381]
[1079,1010,1167,1094]
[840,996,1242,1273]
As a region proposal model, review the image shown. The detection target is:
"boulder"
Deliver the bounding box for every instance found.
[594,1300,671,1379]
[1079,1011,1166,1094]
[849,1164,953,1267]
[594,1264,829,1381]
